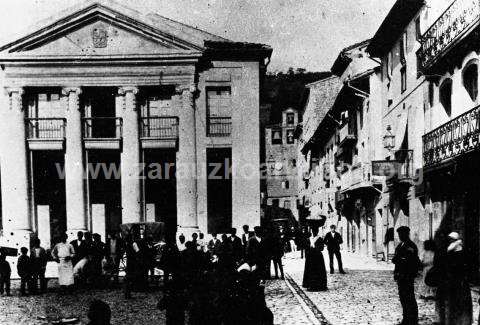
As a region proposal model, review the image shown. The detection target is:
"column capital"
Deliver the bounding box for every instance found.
[175,83,197,95]
[62,87,82,96]
[118,86,139,96]
[5,87,24,96]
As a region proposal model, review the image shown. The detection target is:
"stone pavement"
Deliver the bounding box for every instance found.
[265,279,318,325]
[282,251,480,324]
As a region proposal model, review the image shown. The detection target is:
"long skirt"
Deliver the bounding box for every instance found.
[302,248,327,291]
[58,259,74,286]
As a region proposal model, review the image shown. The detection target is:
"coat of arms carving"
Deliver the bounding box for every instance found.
[92,27,108,48]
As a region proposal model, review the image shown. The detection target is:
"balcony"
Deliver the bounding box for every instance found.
[140,116,179,149]
[83,117,122,150]
[207,116,232,137]
[26,118,66,150]
[338,123,356,148]
[418,0,480,71]
[423,104,480,168]
[340,162,381,195]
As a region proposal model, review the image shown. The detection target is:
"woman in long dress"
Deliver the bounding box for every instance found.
[302,226,327,291]
[52,233,76,292]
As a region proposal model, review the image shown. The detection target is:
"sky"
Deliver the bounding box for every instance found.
[0,0,396,72]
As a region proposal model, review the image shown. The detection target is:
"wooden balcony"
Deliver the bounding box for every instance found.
[83,117,122,150]
[140,116,179,149]
[26,118,66,150]
[207,116,232,137]
[340,162,381,195]
[423,104,480,167]
[338,123,356,148]
[418,0,480,72]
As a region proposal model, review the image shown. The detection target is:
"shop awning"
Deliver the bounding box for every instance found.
[341,183,382,196]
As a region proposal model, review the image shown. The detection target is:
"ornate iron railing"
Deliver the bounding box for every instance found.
[83,117,122,139]
[26,118,66,139]
[418,0,480,70]
[140,116,179,139]
[423,104,480,167]
[208,116,232,137]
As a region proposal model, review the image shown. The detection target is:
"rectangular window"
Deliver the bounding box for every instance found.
[272,128,282,145]
[286,129,294,144]
[207,87,232,136]
[286,113,295,125]
[284,200,291,209]
[401,66,407,93]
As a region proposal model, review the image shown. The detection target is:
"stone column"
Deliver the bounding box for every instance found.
[118,86,142,223]
[63,87,88,240]
[0,87,33,249]
[176,84,198,237]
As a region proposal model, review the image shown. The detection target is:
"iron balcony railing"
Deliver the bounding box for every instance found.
[423,104,480,167]
[208,116,232,137]
[83,117,122,139]
[26,118,66,139]
[140,116,179,139]
[418,0,480,70]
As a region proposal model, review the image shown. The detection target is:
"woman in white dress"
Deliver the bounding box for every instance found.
[52,233,75,292]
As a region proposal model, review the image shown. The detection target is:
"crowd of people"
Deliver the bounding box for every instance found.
[155,225,284,325]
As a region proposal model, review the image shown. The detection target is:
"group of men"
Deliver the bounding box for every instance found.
[69,230,128,286]
[156,225,275,324]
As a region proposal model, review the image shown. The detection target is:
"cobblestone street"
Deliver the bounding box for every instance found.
[280,251,480,325]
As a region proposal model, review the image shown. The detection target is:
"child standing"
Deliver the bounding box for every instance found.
[0,251,11,296]
[17,247,31,296]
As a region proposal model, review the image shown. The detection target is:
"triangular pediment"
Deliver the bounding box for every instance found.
[0,1,230,57]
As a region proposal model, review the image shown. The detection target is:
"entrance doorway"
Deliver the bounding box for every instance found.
[207,148,232,234]
[87,150,121,240]
[143,149,177,236]
[32,150,66,248]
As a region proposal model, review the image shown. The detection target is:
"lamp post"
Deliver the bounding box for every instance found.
[383,125,395,151]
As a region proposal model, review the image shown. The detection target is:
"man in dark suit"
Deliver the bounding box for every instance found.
[230,228,243,265]
[324,225,345,274]
[392,226,420,325]
[70,231,84,267]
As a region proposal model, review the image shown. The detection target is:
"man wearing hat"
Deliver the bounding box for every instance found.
[392,226,420,325]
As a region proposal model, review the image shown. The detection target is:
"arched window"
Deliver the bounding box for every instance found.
[440,79,452,117]
[463,62,478,101]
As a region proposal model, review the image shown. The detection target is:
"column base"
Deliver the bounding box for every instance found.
[0,229,34,254]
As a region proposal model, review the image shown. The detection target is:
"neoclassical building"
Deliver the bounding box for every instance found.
[0,1,271,249]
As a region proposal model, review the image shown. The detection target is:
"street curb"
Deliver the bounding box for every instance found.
[284,273,331,325]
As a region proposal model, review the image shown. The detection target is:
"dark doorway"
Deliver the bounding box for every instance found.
[207,148,232,234]
[144,149,177,236]
[32,150,66,246]
[87,150,121,236]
